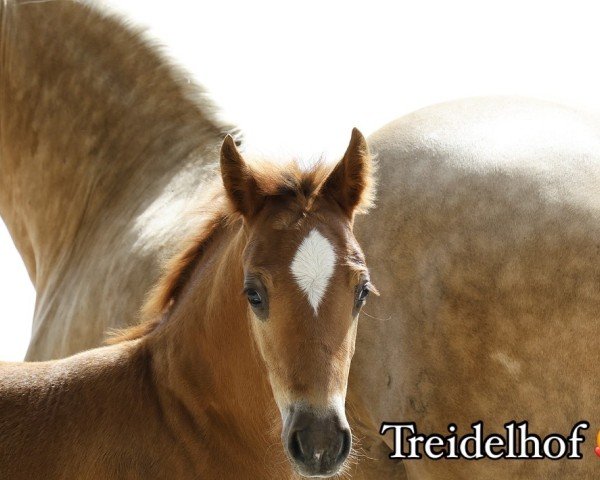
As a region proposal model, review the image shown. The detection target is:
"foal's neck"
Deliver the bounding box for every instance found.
[146,221,290,478]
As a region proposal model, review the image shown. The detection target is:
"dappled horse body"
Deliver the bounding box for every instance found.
[2,1,600,479]
[352,99,600,479]
[0,132,375,478]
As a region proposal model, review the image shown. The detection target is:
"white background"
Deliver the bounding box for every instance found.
[2,0,600,360]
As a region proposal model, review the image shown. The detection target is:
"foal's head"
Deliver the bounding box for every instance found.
[220,129,376,477]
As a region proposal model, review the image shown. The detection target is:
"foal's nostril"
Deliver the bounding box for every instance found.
[336,428,352,464]
[288,430,304,462]
[290,429,318,465]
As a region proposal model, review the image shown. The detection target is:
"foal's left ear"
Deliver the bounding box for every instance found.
[321,128,373,217]
[220,135,264,217]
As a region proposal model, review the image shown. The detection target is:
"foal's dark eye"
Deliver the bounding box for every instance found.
[358,286,370,302]
[243,277,269,320]
[355,282,373,310]
[246,289,262,307]
[357,285,370,303]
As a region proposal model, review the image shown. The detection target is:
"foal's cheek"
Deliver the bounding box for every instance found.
[248,318,296,407]
[348,323,358,359]
[248,313,280,368]
[248,313,268,354]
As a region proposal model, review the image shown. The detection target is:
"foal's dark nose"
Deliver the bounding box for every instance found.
[284,406,351,477]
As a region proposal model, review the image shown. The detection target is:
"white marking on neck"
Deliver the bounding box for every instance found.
[290,229,336,314]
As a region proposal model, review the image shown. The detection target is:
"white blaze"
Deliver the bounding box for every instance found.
[290,229,336,314]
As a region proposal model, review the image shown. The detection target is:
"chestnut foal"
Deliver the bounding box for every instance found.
[0,129,376,479]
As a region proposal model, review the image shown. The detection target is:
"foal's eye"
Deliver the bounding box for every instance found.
[243,278,269,320]
[246,289,262,307]
[355,282,372,310]
[357,286,370,302]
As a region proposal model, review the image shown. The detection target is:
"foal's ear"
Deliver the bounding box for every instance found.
[321,128,373,216]
[220,135,263,217]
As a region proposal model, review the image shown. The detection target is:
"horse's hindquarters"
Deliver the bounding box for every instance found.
[350,97,600,479]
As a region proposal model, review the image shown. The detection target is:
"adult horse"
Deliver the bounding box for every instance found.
[2,1,600,479]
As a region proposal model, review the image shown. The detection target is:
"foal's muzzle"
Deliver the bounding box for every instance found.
[282,404,351,478]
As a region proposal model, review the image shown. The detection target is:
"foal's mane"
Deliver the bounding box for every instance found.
[109,160,336,343]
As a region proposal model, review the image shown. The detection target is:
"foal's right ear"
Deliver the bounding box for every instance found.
[220,135,263,218]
